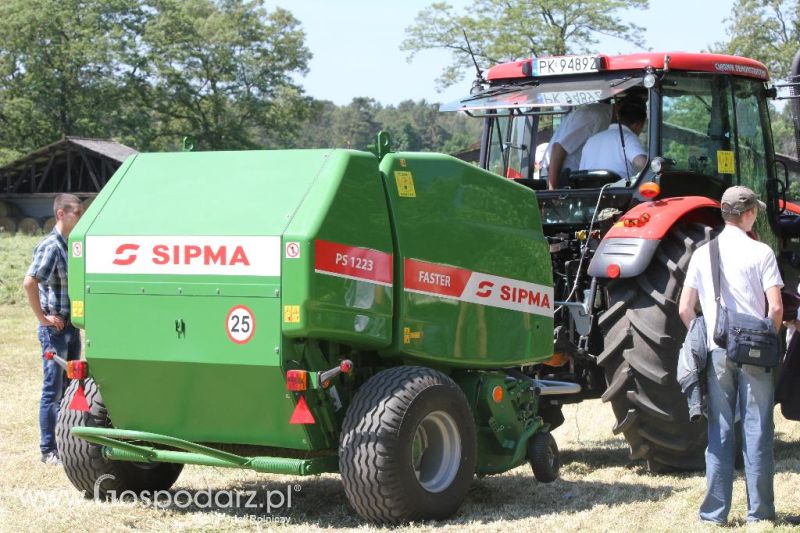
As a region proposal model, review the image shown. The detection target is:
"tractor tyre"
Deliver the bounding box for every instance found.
[598,222,712,471]
[56,378,183,498]
[527,431,560,483]
[339,366,477,524]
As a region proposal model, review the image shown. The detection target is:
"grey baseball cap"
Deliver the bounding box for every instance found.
[720,185,766,215]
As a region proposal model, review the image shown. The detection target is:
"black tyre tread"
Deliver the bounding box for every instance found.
[339,366,476,523]
[528,432,559,483]
[56,378,182,497]
[598,222,710,471]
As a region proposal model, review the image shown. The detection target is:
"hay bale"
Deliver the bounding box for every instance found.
[0,216,17,234]
[0,200,19,217]
[43,217,56,233]
[17,217,42,235]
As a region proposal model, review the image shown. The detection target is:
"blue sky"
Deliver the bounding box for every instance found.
[278,0,737,105]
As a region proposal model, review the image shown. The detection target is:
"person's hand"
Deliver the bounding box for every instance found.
[41,315,65,331]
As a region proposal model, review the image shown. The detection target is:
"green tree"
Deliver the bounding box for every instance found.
[131,0,312,151]
[0,0,139,159]
[402,0,648,89]
[716,0,798,80]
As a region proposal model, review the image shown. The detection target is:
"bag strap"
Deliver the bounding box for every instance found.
[710,237,722,304]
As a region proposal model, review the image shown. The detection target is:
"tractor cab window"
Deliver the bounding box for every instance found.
[661,73,735,183]
[486,109,556,182]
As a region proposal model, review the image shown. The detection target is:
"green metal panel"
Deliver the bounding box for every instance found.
[84,293,321,448]
[379,153,554,367]
[85,150,336,236]
[281,151,394,348]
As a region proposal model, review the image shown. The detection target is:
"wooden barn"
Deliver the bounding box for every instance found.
[0,137,137,234]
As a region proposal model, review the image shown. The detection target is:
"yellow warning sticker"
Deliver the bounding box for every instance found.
[394,171,416,197]
[717,150,735,174]
[403,327,423,344]
[283,305,300,323]
[71,300,84,318]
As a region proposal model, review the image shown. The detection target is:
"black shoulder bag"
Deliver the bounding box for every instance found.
[709,238,779,369]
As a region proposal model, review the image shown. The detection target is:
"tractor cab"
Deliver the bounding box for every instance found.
[441,52,782,243]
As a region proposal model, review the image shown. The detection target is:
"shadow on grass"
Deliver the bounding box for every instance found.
[156,471,674,528]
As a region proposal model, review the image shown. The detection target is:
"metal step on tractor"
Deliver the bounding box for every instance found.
[440,50,800,471]
[53,50,800,524]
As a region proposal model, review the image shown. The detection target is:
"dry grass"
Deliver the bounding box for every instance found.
[1,298,799,531]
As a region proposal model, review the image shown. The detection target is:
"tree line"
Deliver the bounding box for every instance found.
[1,0,798,165]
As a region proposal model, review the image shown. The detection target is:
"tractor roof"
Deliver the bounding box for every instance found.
[486,52,769,82]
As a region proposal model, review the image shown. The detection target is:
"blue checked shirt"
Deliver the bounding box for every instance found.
[26,229,70,318]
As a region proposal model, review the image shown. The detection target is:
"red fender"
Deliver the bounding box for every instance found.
[588,196,720,279]
[779,199,800,215]
[604,196,720,240]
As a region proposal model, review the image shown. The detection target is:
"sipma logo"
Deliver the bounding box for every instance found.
[86,236,281,277]
[112,243,140,265]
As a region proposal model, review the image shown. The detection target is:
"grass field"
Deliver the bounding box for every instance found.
[0,234,799,531]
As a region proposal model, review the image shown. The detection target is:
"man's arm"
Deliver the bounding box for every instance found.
[632,154,648,173]
[766,285,783,331]
[22,275,63,330]
[678,286,698,329]
[547,143,567,190]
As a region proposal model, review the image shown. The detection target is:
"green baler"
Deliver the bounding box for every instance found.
[58,144,568,523]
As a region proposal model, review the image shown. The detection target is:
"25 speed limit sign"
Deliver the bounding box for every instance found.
[226,305,255,344]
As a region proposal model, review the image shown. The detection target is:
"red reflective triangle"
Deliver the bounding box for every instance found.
[289,395,315,424]
[69,383,90,412]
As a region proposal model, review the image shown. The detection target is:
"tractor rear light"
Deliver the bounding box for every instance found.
[639,182,661,199]
[66,360,88,380]
[492,386,504,403]
[286,370,308,391]
[607,263,621,279]
[340,360,353,374]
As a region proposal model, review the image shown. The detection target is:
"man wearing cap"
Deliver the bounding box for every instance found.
[678,186,783,524]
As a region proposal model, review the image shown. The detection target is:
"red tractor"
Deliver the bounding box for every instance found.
[442,51,800,471]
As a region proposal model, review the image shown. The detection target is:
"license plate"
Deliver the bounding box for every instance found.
[538,90,603,106]
[532,55,602,76]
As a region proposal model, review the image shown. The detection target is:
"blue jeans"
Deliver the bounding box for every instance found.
[37,324,81,454]
[699,348,775,523]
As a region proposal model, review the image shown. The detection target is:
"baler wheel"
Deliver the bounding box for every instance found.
[56,378,183,498]
[527,431,559,483]
[598,222,712,472]
[339,366,477,524]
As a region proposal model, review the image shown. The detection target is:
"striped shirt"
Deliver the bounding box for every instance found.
[26,229,70,318]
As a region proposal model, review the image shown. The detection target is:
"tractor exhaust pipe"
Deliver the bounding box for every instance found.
[791,49,800,158]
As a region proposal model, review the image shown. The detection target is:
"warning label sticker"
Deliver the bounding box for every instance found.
[314,240,393,286]
[717,150,735,174]
[404,258,553,317]
[394,171,416,197]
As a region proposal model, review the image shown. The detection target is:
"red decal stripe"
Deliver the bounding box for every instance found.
[314,240,393,285]
[404,258,471,298]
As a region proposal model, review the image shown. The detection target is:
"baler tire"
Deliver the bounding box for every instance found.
[527,431,559,483]
[56,378,183,498]
[598,222,712,472]
[339,366,477,524]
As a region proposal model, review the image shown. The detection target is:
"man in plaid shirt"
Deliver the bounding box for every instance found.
[23,193,83,465]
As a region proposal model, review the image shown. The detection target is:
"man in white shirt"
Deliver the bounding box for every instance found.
[541,102,613,189]
[579,100,647,180]
[678,186,783,525]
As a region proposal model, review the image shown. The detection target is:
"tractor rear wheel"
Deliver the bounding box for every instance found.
[339,366,477,524]
[56,378,183,498]
[598,223,712,471]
